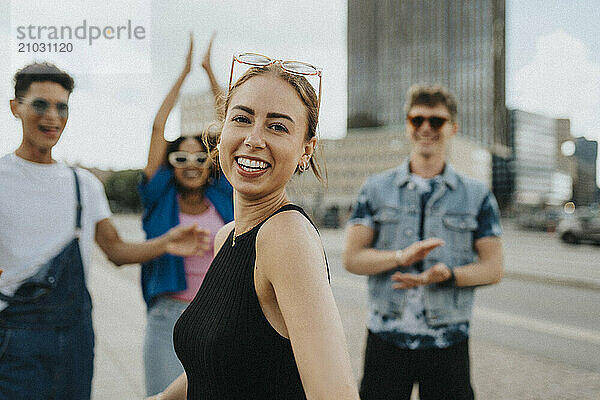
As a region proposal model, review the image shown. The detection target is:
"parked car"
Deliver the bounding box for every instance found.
[516,208,562,232]
[557,211,600,244]
[321,206,340,229]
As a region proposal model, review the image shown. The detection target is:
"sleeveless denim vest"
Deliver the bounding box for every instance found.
[364,161,488,328]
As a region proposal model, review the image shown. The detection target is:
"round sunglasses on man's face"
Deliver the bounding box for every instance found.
[20,98,69,119]
[407,115,449,131]
[168,151,209,168]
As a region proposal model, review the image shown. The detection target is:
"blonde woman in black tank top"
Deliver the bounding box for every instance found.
[150,58,359,399]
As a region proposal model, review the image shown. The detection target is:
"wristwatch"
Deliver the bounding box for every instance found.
[442,265,456,286]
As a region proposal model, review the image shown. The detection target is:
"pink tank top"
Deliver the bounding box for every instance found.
[170,200,224,302]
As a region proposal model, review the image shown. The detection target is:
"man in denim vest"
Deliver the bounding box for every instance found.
[344,84,503,400]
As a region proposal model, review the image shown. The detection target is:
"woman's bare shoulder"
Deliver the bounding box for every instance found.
[259,209,319,246]
[256,210,324,282]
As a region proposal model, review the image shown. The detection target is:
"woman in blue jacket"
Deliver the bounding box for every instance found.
[138,34,233,396]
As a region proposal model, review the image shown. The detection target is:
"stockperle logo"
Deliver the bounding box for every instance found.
[16,20,147,46]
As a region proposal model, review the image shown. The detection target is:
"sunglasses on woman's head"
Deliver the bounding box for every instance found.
[228,52,322,114]
[18,98,69,119]
[168,151,208,168]
[407,115,449,131]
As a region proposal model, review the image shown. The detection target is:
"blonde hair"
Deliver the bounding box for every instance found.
[404,83,458,121]
[203,65,325,183]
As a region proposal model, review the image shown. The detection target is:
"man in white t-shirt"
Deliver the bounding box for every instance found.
[0,63,210,399]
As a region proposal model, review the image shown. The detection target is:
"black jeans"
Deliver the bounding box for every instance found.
[360,330,475,400]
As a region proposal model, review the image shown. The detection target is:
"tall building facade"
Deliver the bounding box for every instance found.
[348,0,507,152]
[287,0,509,223]
[573,137,598,207]
[508,110,575,207]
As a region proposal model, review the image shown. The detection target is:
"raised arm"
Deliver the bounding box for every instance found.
[201,32,225,119]
[257,212,359,399]
[143,34,194,179]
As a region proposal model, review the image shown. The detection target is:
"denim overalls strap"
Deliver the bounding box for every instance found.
[0,168,95,400]
[0,167,92,329]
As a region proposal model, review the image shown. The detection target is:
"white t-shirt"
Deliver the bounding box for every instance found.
[0,152,111,310]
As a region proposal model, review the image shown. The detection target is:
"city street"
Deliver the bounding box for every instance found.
[323,221,600,372]
[89,214,600,399]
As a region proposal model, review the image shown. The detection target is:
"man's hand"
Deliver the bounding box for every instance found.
[201,32,216,72]
[391,263,452,289]
[397,238,445,266]
[164,225,211,257]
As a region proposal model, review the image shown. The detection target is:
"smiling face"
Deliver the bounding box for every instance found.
[405,103,458,160]
[219,73,315,201]
[171,137,212,193]
[11,81,70,163]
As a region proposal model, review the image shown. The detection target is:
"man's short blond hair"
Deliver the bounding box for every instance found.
[404,84,458,121]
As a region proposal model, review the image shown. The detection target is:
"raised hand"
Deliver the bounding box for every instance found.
[165,224,211,257]
[397,238,445,266]
[391,263,453,289]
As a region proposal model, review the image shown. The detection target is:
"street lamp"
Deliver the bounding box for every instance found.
[561,140,576,157]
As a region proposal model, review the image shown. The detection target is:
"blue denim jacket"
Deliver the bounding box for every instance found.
[350,161,497,328]
[138,166,234,308]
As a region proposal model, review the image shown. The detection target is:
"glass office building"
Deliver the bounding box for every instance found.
[348,0,507,150]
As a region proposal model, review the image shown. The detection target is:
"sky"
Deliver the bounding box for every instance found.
[1,0,599,182]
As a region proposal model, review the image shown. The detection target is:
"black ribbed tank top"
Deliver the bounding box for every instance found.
[173,204,329,400]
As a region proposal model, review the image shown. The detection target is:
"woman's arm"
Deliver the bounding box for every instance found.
[146,372,187,400]
[143,34,193,179]
[201,32,225,119]
[256,211,360,400]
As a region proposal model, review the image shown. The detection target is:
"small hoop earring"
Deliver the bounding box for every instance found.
[298,156,310,173]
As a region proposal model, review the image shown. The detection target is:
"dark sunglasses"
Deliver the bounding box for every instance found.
[407,115,449,131]
[168,151,209,168]
[19,98,69,119]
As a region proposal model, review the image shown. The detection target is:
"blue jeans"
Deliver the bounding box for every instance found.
[144,296,188,396]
